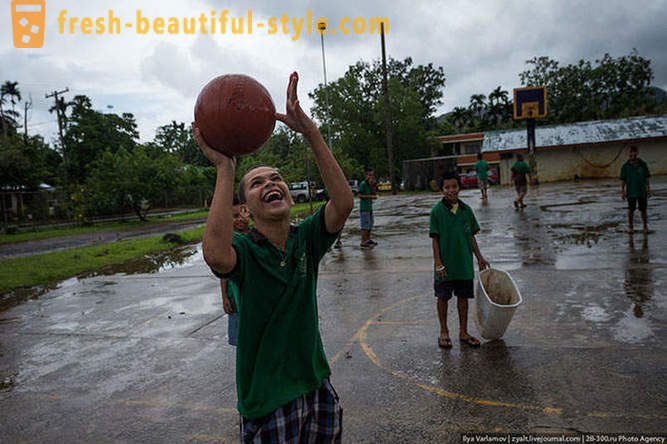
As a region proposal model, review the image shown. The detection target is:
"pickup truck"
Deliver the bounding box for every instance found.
[289,181,313,203]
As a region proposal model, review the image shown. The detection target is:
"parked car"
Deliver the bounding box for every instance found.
[377,180,392,192]
[288,181,313,203]
[460,169,499,188]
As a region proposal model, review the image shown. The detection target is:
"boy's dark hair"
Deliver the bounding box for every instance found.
[233,195,241,206]
[238,164,274,203]
[629,145,638,152]
[438,171,461,189]
[516,153,524,161]
[365,167,374,174]
[477,153,483,160]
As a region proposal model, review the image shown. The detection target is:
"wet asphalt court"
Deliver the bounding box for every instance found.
[1,178,665,443]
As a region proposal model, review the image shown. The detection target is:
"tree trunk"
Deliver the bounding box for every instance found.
[1,192,7,225]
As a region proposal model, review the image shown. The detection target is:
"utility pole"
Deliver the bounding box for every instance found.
[317,20,333,153]
[380,23,396,195]
[45,87,69,158]
[23,95,32,141]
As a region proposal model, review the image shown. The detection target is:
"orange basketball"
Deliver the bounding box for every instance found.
[194,74,276,156]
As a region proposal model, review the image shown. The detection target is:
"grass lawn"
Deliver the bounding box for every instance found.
[0,202,325,295]
[0,202,324,245]
[0,210,209,245]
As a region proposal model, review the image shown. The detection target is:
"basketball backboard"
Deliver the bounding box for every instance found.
[513,86,547,120]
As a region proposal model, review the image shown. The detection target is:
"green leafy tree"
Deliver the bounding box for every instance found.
[63,95,139,185]
[308,57,446,178]
[87,146,181,221]
[519,50,658,123]
[154,121,208,166]
[0,134,60,191]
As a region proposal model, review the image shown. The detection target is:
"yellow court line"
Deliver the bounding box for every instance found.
[370,320,428,326]
[357,321,562,415]
[335,293,666,421]
[329,294,424,365]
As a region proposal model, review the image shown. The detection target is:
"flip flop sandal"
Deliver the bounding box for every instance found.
[460,336,481,348]
[438,337,453,348]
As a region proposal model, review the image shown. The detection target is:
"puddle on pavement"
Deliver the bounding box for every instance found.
[0,285,53,313]
[540,200,596,212]
[549,221,621,248]
[82,245,198,277]
[1,246,198,312]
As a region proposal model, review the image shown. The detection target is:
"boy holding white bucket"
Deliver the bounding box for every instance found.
[429,171,489,348]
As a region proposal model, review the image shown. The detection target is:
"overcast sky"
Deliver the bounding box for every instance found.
[2,0,666,144]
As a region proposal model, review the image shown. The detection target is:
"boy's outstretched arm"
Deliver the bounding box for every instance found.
[192,123,237,275]
[276,72,353,233]
[472,235,490,271]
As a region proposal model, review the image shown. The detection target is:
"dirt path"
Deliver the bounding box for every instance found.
[0,219,206,260]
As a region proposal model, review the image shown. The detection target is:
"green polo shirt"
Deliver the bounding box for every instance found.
[429,198,480,281]
[212,206,339,419]
[226,281,239,311]
[474,160,489,180]
[359,180,373,212]
[620,159,650,198]
[511,161,530,185]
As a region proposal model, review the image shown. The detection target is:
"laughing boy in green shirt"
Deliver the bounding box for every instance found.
[193,72,353,442]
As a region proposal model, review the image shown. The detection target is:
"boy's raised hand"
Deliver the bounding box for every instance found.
[191,122,236,169]
[275,72,316,136]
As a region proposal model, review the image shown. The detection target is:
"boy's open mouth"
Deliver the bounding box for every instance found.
[263,190,284,203]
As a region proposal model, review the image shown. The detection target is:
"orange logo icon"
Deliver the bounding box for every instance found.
[12,0,46,48]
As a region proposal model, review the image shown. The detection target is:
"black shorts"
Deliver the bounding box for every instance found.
[434,279,474,301]
[627,197,647,212]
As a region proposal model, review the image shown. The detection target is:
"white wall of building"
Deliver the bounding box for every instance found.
[498,141,666,184]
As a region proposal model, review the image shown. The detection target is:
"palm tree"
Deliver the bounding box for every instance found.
[1,81,22,138]
[488,86,510,126]
[468,94,487,128]
[450,106,471,131]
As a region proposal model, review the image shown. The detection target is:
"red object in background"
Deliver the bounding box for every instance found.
[460,170,499,188]
[194,74,276,157]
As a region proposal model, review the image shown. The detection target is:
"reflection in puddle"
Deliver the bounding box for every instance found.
[1,246,199,312]
[82,246,199,277]
[624,235,652,318]
[613,309,653,343]
[582,304,612,323]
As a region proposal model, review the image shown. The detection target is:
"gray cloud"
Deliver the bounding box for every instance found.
[1,0,665,143]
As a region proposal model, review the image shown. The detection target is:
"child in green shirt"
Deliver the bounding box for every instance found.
[511,153,532,209]
[194,72,353,442]
[620,145,651,234]
[474,153,490,200]
[429,171,489,348]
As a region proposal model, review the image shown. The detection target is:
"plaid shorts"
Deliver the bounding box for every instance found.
[240,379,343,443]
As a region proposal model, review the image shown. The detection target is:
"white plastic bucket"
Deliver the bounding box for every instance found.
[475,268,523,340]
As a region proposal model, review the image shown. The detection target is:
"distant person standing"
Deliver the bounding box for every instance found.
[474,153,490,200]
[359,168,378,249]
[620,145,651,234]
[511,153,532,209]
